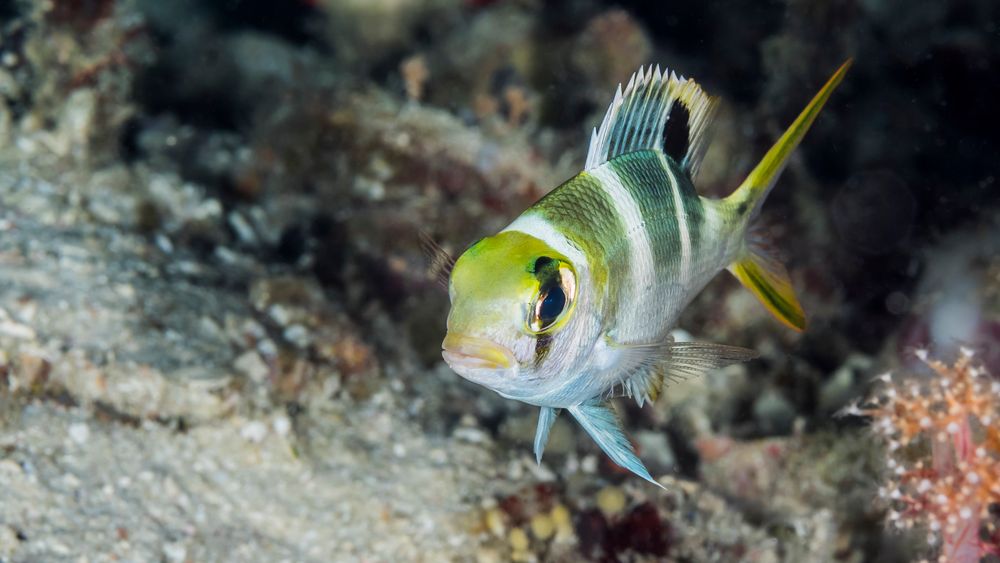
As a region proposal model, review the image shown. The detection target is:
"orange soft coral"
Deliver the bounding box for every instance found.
[855,348,1000,562]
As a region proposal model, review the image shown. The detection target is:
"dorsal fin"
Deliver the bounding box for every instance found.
[585,65,718,180]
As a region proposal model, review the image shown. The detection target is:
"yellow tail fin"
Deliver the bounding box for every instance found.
[726,60,852,331]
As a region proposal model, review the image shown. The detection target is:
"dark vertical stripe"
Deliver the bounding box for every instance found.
[675,169,704,252]
[607,150,686,280]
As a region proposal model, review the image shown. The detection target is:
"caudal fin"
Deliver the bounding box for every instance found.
[725,60,852,331]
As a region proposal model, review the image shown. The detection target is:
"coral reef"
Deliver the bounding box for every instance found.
[0,0,996,560]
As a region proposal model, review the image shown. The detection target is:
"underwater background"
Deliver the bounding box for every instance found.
[0,0,997,561]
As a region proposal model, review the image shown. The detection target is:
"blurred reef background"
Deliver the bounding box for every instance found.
[0,0,998,561]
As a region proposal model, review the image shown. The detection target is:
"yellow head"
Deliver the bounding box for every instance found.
[442,231,590,400]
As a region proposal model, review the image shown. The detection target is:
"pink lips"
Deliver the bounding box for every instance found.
[442,333,514,371]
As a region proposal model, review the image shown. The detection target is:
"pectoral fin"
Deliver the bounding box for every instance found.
[568,399,663,488]
[664,340,761,380]
[534,407,559,464]
[609,337,759,405]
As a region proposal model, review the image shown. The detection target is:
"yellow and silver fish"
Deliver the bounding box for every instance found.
[441,61,851,485]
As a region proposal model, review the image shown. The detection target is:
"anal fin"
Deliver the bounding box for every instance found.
[568,400,663,488]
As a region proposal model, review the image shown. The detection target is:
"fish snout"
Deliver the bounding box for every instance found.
[442,333,515,372]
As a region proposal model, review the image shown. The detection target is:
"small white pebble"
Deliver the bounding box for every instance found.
[155,234,174,253]
[936,494,949,505]
[581,455,598,474]
[240,421,268,443]
[890,489,901,499]
[918,479,932,493]
[980,415,992,425]
[946,422,959,434]
[272,416,291,437]
[959,507,972,519]
[927,534,937,545]
[967,472,980,484]
[915,349,928,361]
[62,473,81,489]
[929,519,941,531]
[564,454,580,475]
[920,417,932,429]
[163,542,187,563]
[453,427,489,444]
[67,422,90,445]
[282,324,311,348]
[527,460,556,482]
[429,448,448,464]
[507,459,524,481]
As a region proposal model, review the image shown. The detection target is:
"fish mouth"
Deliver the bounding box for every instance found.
[442,333,515,372]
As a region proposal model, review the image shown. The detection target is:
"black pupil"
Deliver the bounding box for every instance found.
[538,286,565,325]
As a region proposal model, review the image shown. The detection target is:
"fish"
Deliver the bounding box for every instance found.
[438,60,852,486]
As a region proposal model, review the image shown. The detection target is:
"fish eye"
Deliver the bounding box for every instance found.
[527,261,576,334]
[534,286,565,329]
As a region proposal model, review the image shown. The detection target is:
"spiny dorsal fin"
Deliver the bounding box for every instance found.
[585,65,718,179]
